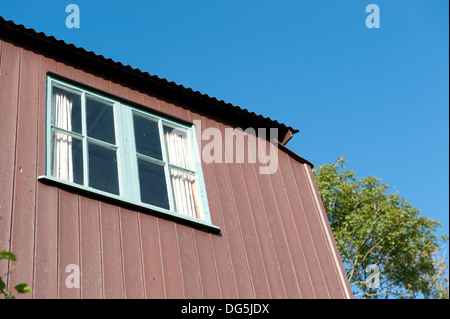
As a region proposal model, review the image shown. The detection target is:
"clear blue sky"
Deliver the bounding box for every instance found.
[1,1,448,241]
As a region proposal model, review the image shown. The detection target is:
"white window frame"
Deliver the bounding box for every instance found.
[39,75,218,232]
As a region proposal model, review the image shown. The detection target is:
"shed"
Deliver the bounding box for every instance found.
[0,16,352,299]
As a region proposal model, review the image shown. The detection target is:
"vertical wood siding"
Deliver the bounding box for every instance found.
[0,38,352,299]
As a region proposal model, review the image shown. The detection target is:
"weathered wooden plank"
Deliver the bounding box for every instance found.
[58,190,80,299]
[193,231,220,298]
[177,224,202,298]
[79,197,103,299]
[9,48,40,299]
[100,202,124,298]
[0,40,21,288]
[120,207,145,299]
[33,183,58,298]
[33,54,59,299]
[239,160,287,299]
[158,219,184,298]
[139,212,165,298]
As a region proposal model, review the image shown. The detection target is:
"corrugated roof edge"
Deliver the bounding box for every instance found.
[0,16,316,168]
[0,16,300,140]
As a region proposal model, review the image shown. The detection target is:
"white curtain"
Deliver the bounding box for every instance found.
[165,128,201,219]
[52,89,74,182]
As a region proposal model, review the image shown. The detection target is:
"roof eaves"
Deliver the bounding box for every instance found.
[0,16,300,144]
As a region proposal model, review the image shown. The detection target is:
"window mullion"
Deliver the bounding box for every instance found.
[81,91,89,187]
[137,154,165,166]
[46,78,53,176]
[191,126,210,223]
[167,163,196,175]
[51,126,84,139]
[117,105,137,201]
[86,136,118,149]
[158,119,175,211]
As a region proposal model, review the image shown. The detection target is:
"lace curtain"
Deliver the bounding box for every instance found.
[164,128,201,219]
[52,89,74,182]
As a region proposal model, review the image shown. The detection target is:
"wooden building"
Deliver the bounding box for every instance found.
[0,16,352,299]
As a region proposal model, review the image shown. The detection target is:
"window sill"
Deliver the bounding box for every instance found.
[37,175,221,234]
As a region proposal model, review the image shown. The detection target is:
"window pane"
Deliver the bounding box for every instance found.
[52,86,82,134]
[163,125,193,170]
[170,168,201,219]
[51,130,83,185]
[133,114,163,160]
[86,96,116,144]
[138,159,169,209]
[88,143,119,195]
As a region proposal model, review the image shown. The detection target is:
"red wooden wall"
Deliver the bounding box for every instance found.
[0,37,352,299]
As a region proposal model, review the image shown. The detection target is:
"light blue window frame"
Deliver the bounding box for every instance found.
[39,75,218,232]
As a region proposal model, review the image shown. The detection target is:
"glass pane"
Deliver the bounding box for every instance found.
[170,168,201,219]
[138,159,169,209]
[86,96,116,144]
[52,85,82,134]
[163,125,193,170]
[133,114,162,160]
[88,143,119,195]
[51,130,83,185]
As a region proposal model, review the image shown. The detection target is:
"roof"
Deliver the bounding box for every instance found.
[0,16,299,145]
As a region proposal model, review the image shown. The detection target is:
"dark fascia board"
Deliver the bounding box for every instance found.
[0,16,299,145]
[276,141,314,169]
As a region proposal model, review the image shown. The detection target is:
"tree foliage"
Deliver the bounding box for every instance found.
[313,157,449,298]
[0,250,32,299]
[0,211,32,299]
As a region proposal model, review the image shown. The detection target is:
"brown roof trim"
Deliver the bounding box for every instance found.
[280,129,294,145]
[0,16,299,144]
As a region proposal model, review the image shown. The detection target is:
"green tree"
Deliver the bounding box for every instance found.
[313,157,449,299]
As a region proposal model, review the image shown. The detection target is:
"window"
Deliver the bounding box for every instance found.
[43,76,216,230]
